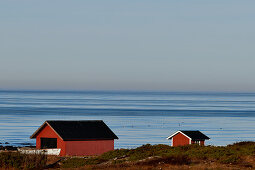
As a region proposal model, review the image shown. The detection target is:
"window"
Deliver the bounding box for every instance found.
[41,138,57,149]
[194,140,200,144]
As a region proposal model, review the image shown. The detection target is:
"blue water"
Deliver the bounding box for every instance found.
[0,90,255,148]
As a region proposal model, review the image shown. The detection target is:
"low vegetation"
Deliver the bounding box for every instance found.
[1,141,255,169]
[0,152,47,169]
[61,141,255,169]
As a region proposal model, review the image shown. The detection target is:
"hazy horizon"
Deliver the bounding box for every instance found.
[1,1,255,92]
[1,89,255,94]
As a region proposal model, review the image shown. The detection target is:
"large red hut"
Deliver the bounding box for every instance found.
[30,120,118,156]
[167,130,210,147]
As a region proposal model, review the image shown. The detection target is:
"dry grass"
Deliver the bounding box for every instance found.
[0,152,47,169]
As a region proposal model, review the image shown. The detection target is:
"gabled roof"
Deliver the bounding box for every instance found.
[167,130,210,140]
[30,120,118,140]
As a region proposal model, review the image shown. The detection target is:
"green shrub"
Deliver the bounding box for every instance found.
[84,157,107,165]
[231,141,255,146]
[100,149,129,160]
[61,157,107,168]
[61,158,86,168]
[112,159,126,164]
[127,144,173,161]
[220,155,242,164]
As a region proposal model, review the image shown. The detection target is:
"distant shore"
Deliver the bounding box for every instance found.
[0,142,35,151]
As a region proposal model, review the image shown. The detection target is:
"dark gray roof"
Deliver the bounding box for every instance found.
[31,120,118,140]
[180,130,210,140]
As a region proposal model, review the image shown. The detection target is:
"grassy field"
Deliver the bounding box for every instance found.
[1,141,255,169]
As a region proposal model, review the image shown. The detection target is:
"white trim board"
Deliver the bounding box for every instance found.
[166,131,192,140]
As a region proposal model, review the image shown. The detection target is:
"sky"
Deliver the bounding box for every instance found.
[0,0,255,91]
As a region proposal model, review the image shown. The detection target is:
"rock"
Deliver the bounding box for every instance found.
[4,146,17,151]
[20,142,33,146]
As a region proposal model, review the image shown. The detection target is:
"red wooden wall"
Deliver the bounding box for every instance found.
[172,133,206,146]
[65,139,114,156]
[172,133,190,146]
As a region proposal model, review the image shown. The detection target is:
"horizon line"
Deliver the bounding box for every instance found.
[0,88,255,94]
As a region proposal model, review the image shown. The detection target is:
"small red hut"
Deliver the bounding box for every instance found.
[167,130,210,147]
[30,120,118,156]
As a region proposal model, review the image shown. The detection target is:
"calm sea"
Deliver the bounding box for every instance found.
[0,90,255,148]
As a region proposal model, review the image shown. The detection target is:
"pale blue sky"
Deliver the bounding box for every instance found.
[1,0,255,91]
